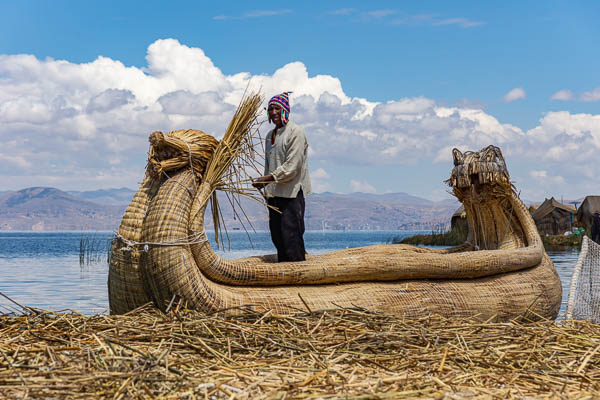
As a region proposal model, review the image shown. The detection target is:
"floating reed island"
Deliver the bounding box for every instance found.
[0,305,599,399]
[108,91,561,322]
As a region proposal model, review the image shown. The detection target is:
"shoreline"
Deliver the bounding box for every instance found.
[398,229,586,249]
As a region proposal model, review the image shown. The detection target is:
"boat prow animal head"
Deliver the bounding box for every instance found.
[446,145,512,199]
[445,145,533,251]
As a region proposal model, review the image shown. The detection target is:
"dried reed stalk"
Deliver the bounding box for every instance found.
[203,92,263,190]
[1,304,598,399]
[201,91,263,246]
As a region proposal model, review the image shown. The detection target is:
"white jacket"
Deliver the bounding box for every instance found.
[263,120,312,198]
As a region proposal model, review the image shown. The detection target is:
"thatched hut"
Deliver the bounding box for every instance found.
[576,196,600,231]
[450,205,468,232]
[531,197,576,235]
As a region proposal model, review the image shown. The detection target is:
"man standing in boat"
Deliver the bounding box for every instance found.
[252,92,312,262]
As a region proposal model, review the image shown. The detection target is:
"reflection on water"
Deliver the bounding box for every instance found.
[0,232,580,316]
[546,248,581,314]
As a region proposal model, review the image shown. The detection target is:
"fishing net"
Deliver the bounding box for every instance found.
[566,236,600,322]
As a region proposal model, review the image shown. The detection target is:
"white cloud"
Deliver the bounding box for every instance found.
[350,180,376,193]
[87,89,135,113]
[330,9,484,28]
[379,97,434,115]
[311,168,331,193]
[529,170,547,179]
[365,10,397,18]
[0,98,54,124]
[529,170,566,185]
[581,88,600,102]
[526,111,600,153]
[311,167,329,179]
[432,18,485,28]
[0,39,599,200]
[158,91,233,116]
[392,14,484,28]
[551,90,573,101]
[549,88,600,102]
[213,10,292,20]
[503,88,526,103]
[0,154,32,168]
[330,8,355,16]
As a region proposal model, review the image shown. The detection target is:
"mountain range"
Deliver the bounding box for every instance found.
[0,187,460,231]
[0,188,126,231]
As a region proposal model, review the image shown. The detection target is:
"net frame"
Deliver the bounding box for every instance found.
[565,236,600,322]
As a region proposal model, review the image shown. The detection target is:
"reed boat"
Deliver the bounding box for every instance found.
[108,95,561,321]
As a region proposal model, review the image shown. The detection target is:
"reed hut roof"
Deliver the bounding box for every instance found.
[576,196,600,220]
[450,204,468,231]
[531,197,576,222]
[451,205,465,218]
[575,196,600,230]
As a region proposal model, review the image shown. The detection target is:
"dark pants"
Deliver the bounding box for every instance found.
[267,190,306,262]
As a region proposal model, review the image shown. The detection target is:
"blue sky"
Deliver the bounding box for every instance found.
[0,1,599,201]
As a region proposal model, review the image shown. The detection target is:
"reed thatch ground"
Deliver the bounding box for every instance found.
[1,305,599,399]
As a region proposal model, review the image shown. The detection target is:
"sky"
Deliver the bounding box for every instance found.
[0,1,599,201]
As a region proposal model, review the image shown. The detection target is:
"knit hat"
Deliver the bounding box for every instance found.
[268,91,292,125]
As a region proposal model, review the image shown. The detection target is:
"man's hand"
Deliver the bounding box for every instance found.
[252,175,275,189]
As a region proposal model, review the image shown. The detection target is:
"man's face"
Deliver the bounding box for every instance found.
[268,104,283,127]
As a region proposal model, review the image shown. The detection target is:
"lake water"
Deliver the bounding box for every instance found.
[0,231,580,316]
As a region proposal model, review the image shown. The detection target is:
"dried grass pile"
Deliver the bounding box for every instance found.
[1,306,599,399]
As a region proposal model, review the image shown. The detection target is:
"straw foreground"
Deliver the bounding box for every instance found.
[0,306,598,399]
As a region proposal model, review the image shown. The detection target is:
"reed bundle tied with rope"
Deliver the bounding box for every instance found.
[0,305,599,399]
[109,92,264,314]
[147,129,219,180]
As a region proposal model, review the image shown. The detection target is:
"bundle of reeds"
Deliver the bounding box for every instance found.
[109,91,265,314]
[200,92,264,246]
[147,129,219,180]
[0,305,598,399]
[109,128,220,316]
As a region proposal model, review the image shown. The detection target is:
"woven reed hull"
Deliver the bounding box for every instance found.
[108,174,158,314]
[109,170,562,321]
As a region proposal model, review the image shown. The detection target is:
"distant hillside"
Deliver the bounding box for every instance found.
[0,187,125,231]
[0,187,459,231]
[208,191,459,232]
[307,192,458,231]
[343,191,435,205]
[67,188,136,206]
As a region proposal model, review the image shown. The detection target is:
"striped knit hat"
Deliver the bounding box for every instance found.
[268,91,292,125]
